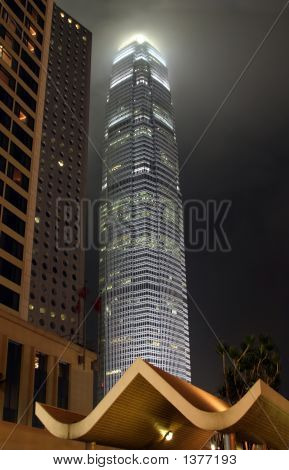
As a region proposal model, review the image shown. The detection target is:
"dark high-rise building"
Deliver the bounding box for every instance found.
[28,4,92,342]
[100,36,191,393]
[0,0,53,320]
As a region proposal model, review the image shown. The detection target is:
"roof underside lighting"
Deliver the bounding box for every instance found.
[165,431,173,441]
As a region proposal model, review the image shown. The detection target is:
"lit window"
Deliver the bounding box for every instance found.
[148,47,166,66]
[27,41,35,53]
[151,72,170,91]
[35,216,40,224]
[29,304,34,310]
[0,46,12,68]
[19,110,27,122]
[60,12,65,18]
[82,36,87,42]
[29,26,37,37]
[58,160,64,167]
[50,312,56,318]
[111,164,122,172]
[110,72,133,89]
[61,313,66,321]
[75,24,80,30]
[113,46,135,64]
[68,18,72,24]
[40,307,46,314]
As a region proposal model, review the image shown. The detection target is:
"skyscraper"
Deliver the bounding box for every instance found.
[100,36,191,393]
[0,0,53,319]
[28,5,92,342]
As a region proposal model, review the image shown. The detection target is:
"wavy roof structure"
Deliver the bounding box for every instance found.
[36,358,289,449]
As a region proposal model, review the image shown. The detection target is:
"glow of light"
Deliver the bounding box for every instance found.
[148,47,166,67]
[58,160,64,167]
[113,46,135,64]
[119,34,148,50]
[151,73,170,91]
[211,444,216,450]
[110,71,133,89]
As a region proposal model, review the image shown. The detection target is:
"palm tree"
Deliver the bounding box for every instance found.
[217,335,280,404]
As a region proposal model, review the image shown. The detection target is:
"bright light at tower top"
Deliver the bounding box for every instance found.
[119,34,156,50]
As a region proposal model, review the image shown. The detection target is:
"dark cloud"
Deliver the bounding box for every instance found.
[57,0,289,395]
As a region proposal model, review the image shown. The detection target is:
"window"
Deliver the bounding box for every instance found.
[0,129,9,150]
[3,0,24,22]
[2,207,25,236]
[10,141,31,170]
[0,231,23,260]
[25,18,42,45]
[21,49,40,77]
[31,0,46,14]
[3,341,22,422]
[7,162,29,190]
[0,257,22,285]
[0,84,13,109]
[0,153,6,172]
[0,284,19,310]
[32,352,47,428]
[5,184,28,213]
[12,122,33,150]
[0,45,12,68]
[0,107,11,129]
[16,83,36,112]
[19,66,38,94]
[27,3,44,30]
[0,64,15,89]
[57,363,69,409]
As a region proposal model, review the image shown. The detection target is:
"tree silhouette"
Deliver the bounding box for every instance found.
[217,334,280,404]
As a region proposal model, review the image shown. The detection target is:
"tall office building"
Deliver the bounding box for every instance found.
[100,36,191,392]
[28,5,91,342]
[0,0,53,320]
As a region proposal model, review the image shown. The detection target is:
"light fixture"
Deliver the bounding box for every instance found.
[164,431,173,441]
[19,110,27,122]
[29,26,37,37]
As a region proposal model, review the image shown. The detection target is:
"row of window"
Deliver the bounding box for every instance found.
[3,340,69,426]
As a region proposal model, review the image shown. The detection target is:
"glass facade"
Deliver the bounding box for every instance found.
[100,39,191,393]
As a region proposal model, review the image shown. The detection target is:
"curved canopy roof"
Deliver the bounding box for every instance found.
[36,359,289,449]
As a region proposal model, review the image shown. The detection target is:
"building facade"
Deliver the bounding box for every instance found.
[0,308,96,429]
[0,0,53,320]
[100,37,191,393]
[28,4,92,342]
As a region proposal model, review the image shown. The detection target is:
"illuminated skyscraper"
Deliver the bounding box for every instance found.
[100,37,191,393]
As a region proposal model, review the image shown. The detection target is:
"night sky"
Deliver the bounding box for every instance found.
[57,0,289,396]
